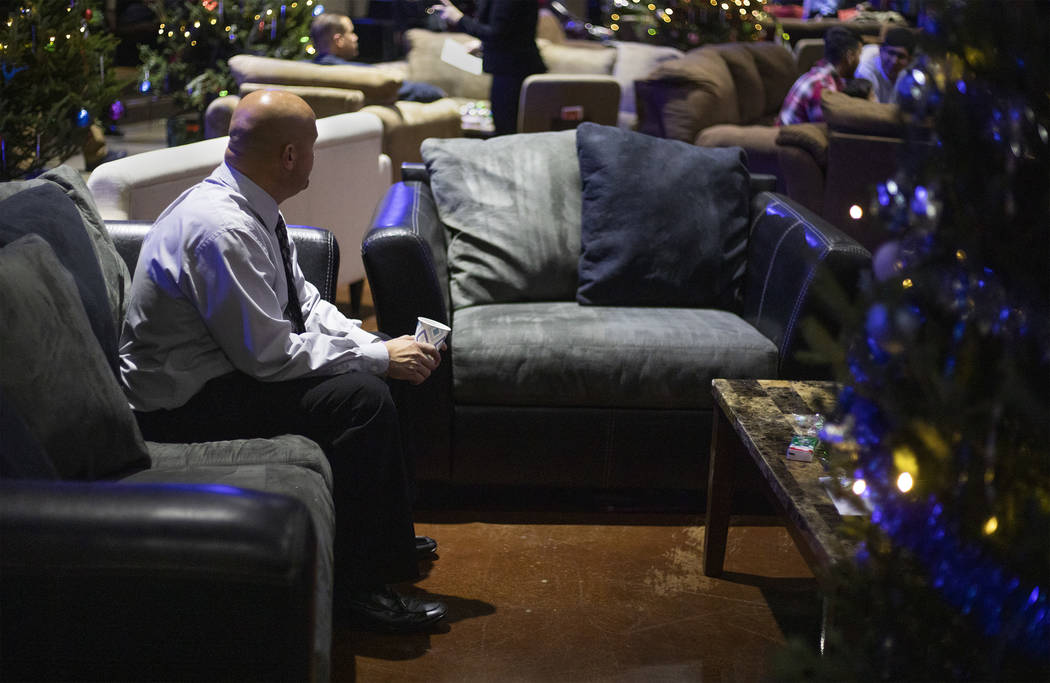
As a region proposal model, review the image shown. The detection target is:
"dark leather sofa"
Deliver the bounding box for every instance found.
[0,169,340,681]
[362,161,871,494]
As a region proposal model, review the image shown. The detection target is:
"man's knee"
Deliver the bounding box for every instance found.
[302,371,397,426]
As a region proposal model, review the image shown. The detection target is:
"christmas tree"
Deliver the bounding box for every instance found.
[777,1,1049,679]
[601,0,776,49]
[138,0,317,119]
[0,0,123,180]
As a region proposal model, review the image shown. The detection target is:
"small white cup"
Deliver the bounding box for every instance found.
[414,316,451,347]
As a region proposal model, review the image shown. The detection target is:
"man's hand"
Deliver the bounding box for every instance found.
[385,335,442,385]
[430,0,464,26]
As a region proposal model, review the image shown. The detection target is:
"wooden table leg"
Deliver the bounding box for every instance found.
[703,406,739,576]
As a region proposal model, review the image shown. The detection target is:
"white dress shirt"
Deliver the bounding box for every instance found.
[120,162,389,412]
[855,44,899,104]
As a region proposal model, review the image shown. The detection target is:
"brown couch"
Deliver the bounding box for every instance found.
[774,90,923,250]
[635,41,800,182]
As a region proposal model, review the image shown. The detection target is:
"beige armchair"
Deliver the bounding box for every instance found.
[390,27,683,132]
[88,111,391,306]
[516,74,620,133]
[204,54,463,181]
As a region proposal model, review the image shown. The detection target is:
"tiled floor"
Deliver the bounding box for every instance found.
[87,120,824,682]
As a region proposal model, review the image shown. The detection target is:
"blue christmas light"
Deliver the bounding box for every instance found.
[76,108,91,127]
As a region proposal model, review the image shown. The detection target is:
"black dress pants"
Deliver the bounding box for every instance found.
[490,72,529,136]
[135,370,418,594]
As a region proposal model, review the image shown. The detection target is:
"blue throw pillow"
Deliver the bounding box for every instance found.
[575,122,750,308]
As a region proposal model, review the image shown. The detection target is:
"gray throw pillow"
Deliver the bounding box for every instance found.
[421,131,582,310]
[0,235,150,480]
[575,122,750,308]
[0,182,120,374]
[0,164,131,329]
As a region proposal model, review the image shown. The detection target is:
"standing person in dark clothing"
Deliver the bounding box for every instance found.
[431,0,546,135]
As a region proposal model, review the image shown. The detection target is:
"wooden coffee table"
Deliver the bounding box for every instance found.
[703,379,856,578]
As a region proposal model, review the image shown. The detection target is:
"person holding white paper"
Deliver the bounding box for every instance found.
[431,0,546,135]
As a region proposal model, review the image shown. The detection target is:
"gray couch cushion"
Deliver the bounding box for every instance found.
[0,236,149,480]
[122,455,334,683]
[144,434,333,491]
[0,166,132,329]
[0,180,120,373]
[421,131,581,310]
[451,302,778,409]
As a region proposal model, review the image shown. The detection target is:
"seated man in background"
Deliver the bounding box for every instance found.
[855,26,916,104]
[310,12,447,103]
[777,26,862,126]
[120,89,447,633]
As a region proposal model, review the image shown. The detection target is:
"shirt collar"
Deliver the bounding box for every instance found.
[212,161,281,231]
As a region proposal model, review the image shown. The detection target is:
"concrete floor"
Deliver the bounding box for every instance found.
[82,119,824,682]
[335,509,821,682]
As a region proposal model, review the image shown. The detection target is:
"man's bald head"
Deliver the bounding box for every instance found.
[225,90,318,203]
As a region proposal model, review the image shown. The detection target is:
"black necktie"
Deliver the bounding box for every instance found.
[274,215,306,333]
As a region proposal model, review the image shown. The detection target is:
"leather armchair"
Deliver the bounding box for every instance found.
[635,41,800,186]
[203,53,463,182]
[1,480,317,682]
[88,111,386,311]
[0,201,341,681]
[362,163,870,492]
[775,90,923,250]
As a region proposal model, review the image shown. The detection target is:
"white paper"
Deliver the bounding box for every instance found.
[819,476,868,517]
[440,38,483,75]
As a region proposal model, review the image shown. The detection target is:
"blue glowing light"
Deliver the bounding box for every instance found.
[76,108,91,127]
[764,203,790,218]
[956,80,967,94]
[140,79,151,93]
[313,4,325,16]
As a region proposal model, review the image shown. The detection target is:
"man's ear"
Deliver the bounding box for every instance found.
[282,143,297,170]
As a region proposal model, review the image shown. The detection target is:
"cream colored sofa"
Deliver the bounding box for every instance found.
[87,111,391,302]
[388,27,684,132]
[204,54,462,182]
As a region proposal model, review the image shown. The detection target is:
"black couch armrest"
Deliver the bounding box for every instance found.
[106,220,341,303]
[742,192,871,379]
[400,162,429,183]
[0,479,316,681]
[361,181,454,479]
[362,181,450,335]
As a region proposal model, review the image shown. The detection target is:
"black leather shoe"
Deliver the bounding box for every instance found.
[416,535,438,557]
[346,586,447,633]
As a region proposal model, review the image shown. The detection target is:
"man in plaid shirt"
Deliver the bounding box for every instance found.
[777,26,863,126]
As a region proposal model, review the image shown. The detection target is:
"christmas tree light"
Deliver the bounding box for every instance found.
[601,0,775,48]
[138,0,315,118]
[0,1,122,180]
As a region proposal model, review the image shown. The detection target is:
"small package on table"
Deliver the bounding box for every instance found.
[786,414,824,462]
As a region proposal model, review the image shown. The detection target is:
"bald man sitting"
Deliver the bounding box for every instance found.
[119,90,447,633]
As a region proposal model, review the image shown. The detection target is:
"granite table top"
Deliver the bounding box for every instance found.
[711,378,858,571]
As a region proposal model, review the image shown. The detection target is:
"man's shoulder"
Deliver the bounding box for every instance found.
[155,184,258,247]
